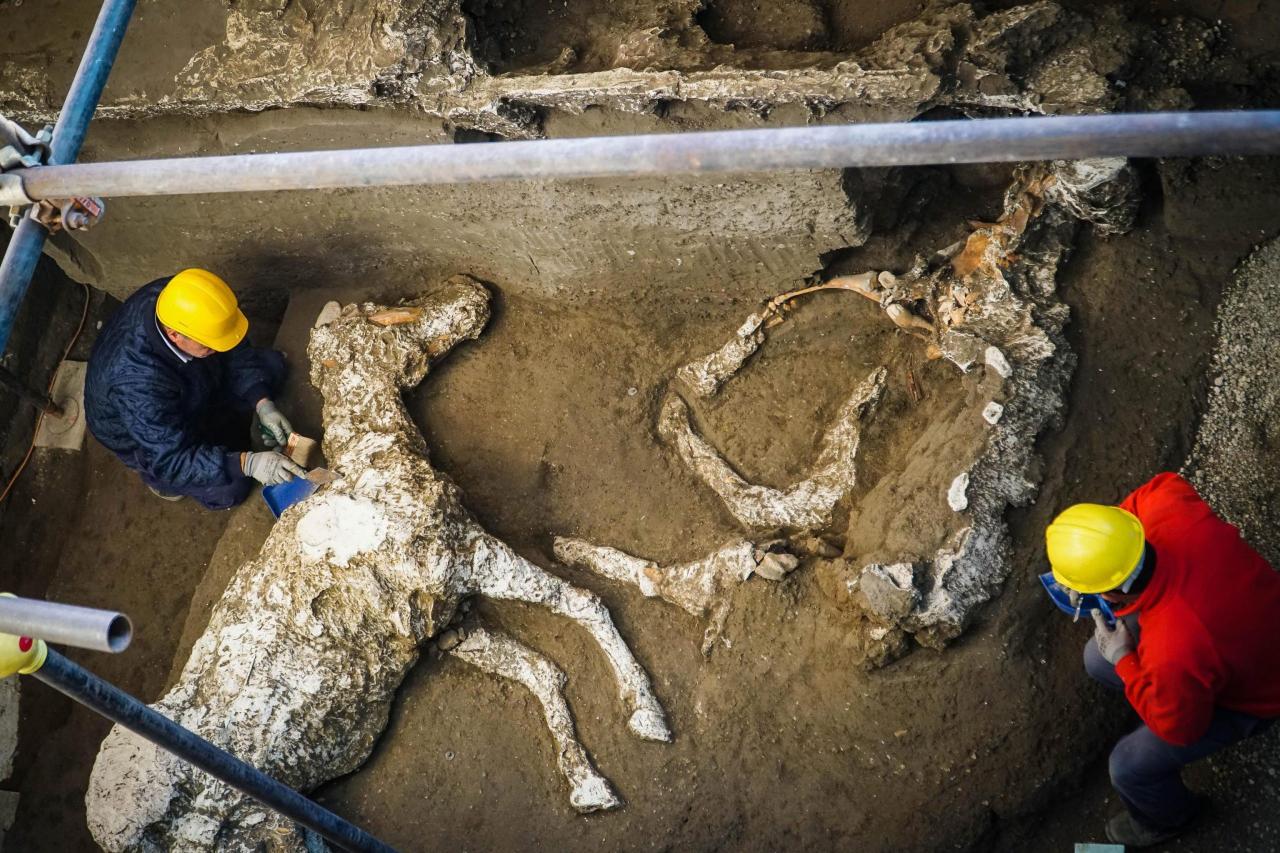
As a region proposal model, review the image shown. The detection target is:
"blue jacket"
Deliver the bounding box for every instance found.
[86,277,281,488]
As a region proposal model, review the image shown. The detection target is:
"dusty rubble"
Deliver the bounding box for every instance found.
[0,2,1236,136]
[1185,236,1280,566]
[85,278,673,851]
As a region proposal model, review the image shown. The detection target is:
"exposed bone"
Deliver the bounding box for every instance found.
[675,312,767,398]
[86,277,669,852]
[659,367,887,531]
[677,271,912,398]
[553,538,796,654]
[7,2,1167,145]
[768,271,885,311]
[761,270,935,340]
[367,306,424,326]
[848,159,1140,651]
[885,303,936,338]
[448,627,621,813]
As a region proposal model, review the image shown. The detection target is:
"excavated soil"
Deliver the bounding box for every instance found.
[1,153,1276,851]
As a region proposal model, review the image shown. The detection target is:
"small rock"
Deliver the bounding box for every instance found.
[436,628,465,651]
[982,402,1004,424]
[858,562,919,623]
[948,472,970,512]
[755,552,799,581]
[791,534,841,558]
[984,346,1013,378]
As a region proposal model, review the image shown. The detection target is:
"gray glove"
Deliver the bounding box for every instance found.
[1092,610,1135,665]
[242,450,306,486]
[255,399,293,448]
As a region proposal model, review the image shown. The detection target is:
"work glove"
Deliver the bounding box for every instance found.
[242,450,306,486]
[1092,610,1135,665]
[256,399,293,449]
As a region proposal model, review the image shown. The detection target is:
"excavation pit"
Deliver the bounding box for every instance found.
[1,0,1279,850]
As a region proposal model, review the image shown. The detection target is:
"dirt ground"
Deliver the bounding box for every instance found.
[0,150,1276,851]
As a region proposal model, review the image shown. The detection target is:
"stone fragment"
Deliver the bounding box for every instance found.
[756,552,800,581]
[858,563,919,623]
[984,346,1013,378]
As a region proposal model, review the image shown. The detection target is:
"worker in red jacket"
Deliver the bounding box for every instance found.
[1046,472,1280,847]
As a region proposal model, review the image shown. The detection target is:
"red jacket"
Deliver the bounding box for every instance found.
[1113,472,1280,745]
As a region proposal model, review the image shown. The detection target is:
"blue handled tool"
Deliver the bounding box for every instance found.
[1039,572,1116,626]
[262,476,317,519]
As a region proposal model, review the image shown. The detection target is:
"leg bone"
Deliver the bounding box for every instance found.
[468,533,672,742]
[553,537,797,654]
[675,312,768,398]
[659,367,888,531]
[448,626,622,813]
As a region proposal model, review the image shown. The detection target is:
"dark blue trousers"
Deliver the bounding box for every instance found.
[1084,624,1271,831]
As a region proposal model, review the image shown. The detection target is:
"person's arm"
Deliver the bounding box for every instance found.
[1116,633,1222,746]
[222,340,281,409]
[113,377,241,488]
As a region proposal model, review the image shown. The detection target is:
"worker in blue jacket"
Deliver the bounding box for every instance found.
[85,268,305,509]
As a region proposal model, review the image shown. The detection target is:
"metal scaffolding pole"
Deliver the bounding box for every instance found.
[1,110,1278,205]
[0,0,136,356]
[31,649,397,853]
[0,595,128,652]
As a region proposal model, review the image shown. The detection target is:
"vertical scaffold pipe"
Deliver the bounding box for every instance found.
[0,0,137,356]
[32,649,397,853]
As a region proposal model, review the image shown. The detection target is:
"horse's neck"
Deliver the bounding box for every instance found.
[320,374,429,475]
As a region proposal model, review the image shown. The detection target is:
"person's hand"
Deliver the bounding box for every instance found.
[242,450,306,486]
[1092,610,1135,665]
[256,399,293,448]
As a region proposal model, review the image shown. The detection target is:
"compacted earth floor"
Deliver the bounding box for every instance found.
[0,154,1277,851]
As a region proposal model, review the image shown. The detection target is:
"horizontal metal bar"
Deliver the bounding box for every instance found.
[3,110,1277,204]
[0,595,131,653]
[33,649,397,853]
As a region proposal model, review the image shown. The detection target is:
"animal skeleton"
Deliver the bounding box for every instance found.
[86,277,669,851]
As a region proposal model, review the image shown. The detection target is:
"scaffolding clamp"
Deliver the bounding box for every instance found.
[0,173,31,209]
[28,194,106,233]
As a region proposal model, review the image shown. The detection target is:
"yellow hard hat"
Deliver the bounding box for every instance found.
[1046,503,1145,594]
[155,269,248,352]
